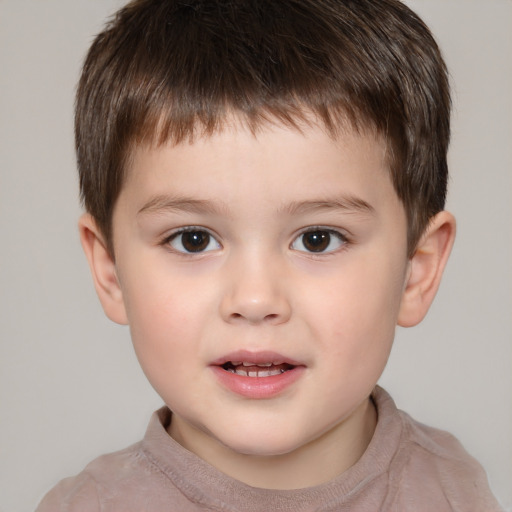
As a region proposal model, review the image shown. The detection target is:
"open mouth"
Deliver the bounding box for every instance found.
[211,352,305,397]
[221,361,296,378]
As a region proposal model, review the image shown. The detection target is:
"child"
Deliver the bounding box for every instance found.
[36,0,504,510]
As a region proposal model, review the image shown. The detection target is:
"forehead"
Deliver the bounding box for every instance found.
[130,119,381,172]
[119,120,400,223]
[130,107,384,163]
[127,114,388,181]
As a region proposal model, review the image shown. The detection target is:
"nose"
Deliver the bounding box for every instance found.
[219,252,292,325]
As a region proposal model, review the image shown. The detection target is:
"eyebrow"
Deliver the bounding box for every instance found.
[280,196,376,217]
[137,194,375,218]
[137,195,230,217]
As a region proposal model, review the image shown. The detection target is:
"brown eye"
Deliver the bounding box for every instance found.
[181,231,210,252]
[291,229,346,253]
[168,230,220,253]
[302,231,331,252]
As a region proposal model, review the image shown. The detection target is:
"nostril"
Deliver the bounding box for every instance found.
[228,311,281,324]
[221,293,292,325]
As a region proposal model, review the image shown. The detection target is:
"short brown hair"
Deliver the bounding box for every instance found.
[76,0,450,256]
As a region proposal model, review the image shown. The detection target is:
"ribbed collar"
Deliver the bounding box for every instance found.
[141,386,402,512]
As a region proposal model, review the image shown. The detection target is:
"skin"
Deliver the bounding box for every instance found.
[80,121,455,489]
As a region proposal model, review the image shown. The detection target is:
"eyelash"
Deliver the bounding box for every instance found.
[161,226,350,256]
[162,227,221,255]
[290,227,350,255]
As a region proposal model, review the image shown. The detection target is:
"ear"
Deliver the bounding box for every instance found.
[398,211,456,327]
[78,213,128,325]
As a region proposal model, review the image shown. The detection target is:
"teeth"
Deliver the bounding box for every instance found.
[232,367,286,377]
[241,361,273,367]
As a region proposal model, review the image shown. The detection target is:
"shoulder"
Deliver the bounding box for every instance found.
[35,442,150,512]
[390,408,504,511]
[35,408,201,512]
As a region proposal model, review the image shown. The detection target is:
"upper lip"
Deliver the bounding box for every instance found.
[210,350,304,367]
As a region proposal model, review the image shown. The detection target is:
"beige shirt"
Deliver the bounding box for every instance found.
[36,387,504,511]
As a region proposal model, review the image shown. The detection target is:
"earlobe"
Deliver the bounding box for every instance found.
[398,211,456,327]
[78,214,128,325]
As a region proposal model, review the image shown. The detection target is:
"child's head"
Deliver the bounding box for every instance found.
[77,0,456,488]
[76,0,450,258]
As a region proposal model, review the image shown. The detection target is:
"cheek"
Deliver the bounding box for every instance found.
[308,255,405,365]
[121,272,212,376]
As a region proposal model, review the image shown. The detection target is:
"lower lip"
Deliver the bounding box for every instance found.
[210,366,305,399]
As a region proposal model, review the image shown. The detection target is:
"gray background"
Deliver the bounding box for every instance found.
[0,1,511,510]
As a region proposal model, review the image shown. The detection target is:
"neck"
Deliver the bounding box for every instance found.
[169,396,377,490]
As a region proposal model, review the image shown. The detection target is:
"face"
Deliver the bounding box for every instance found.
[110,122,410,473]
